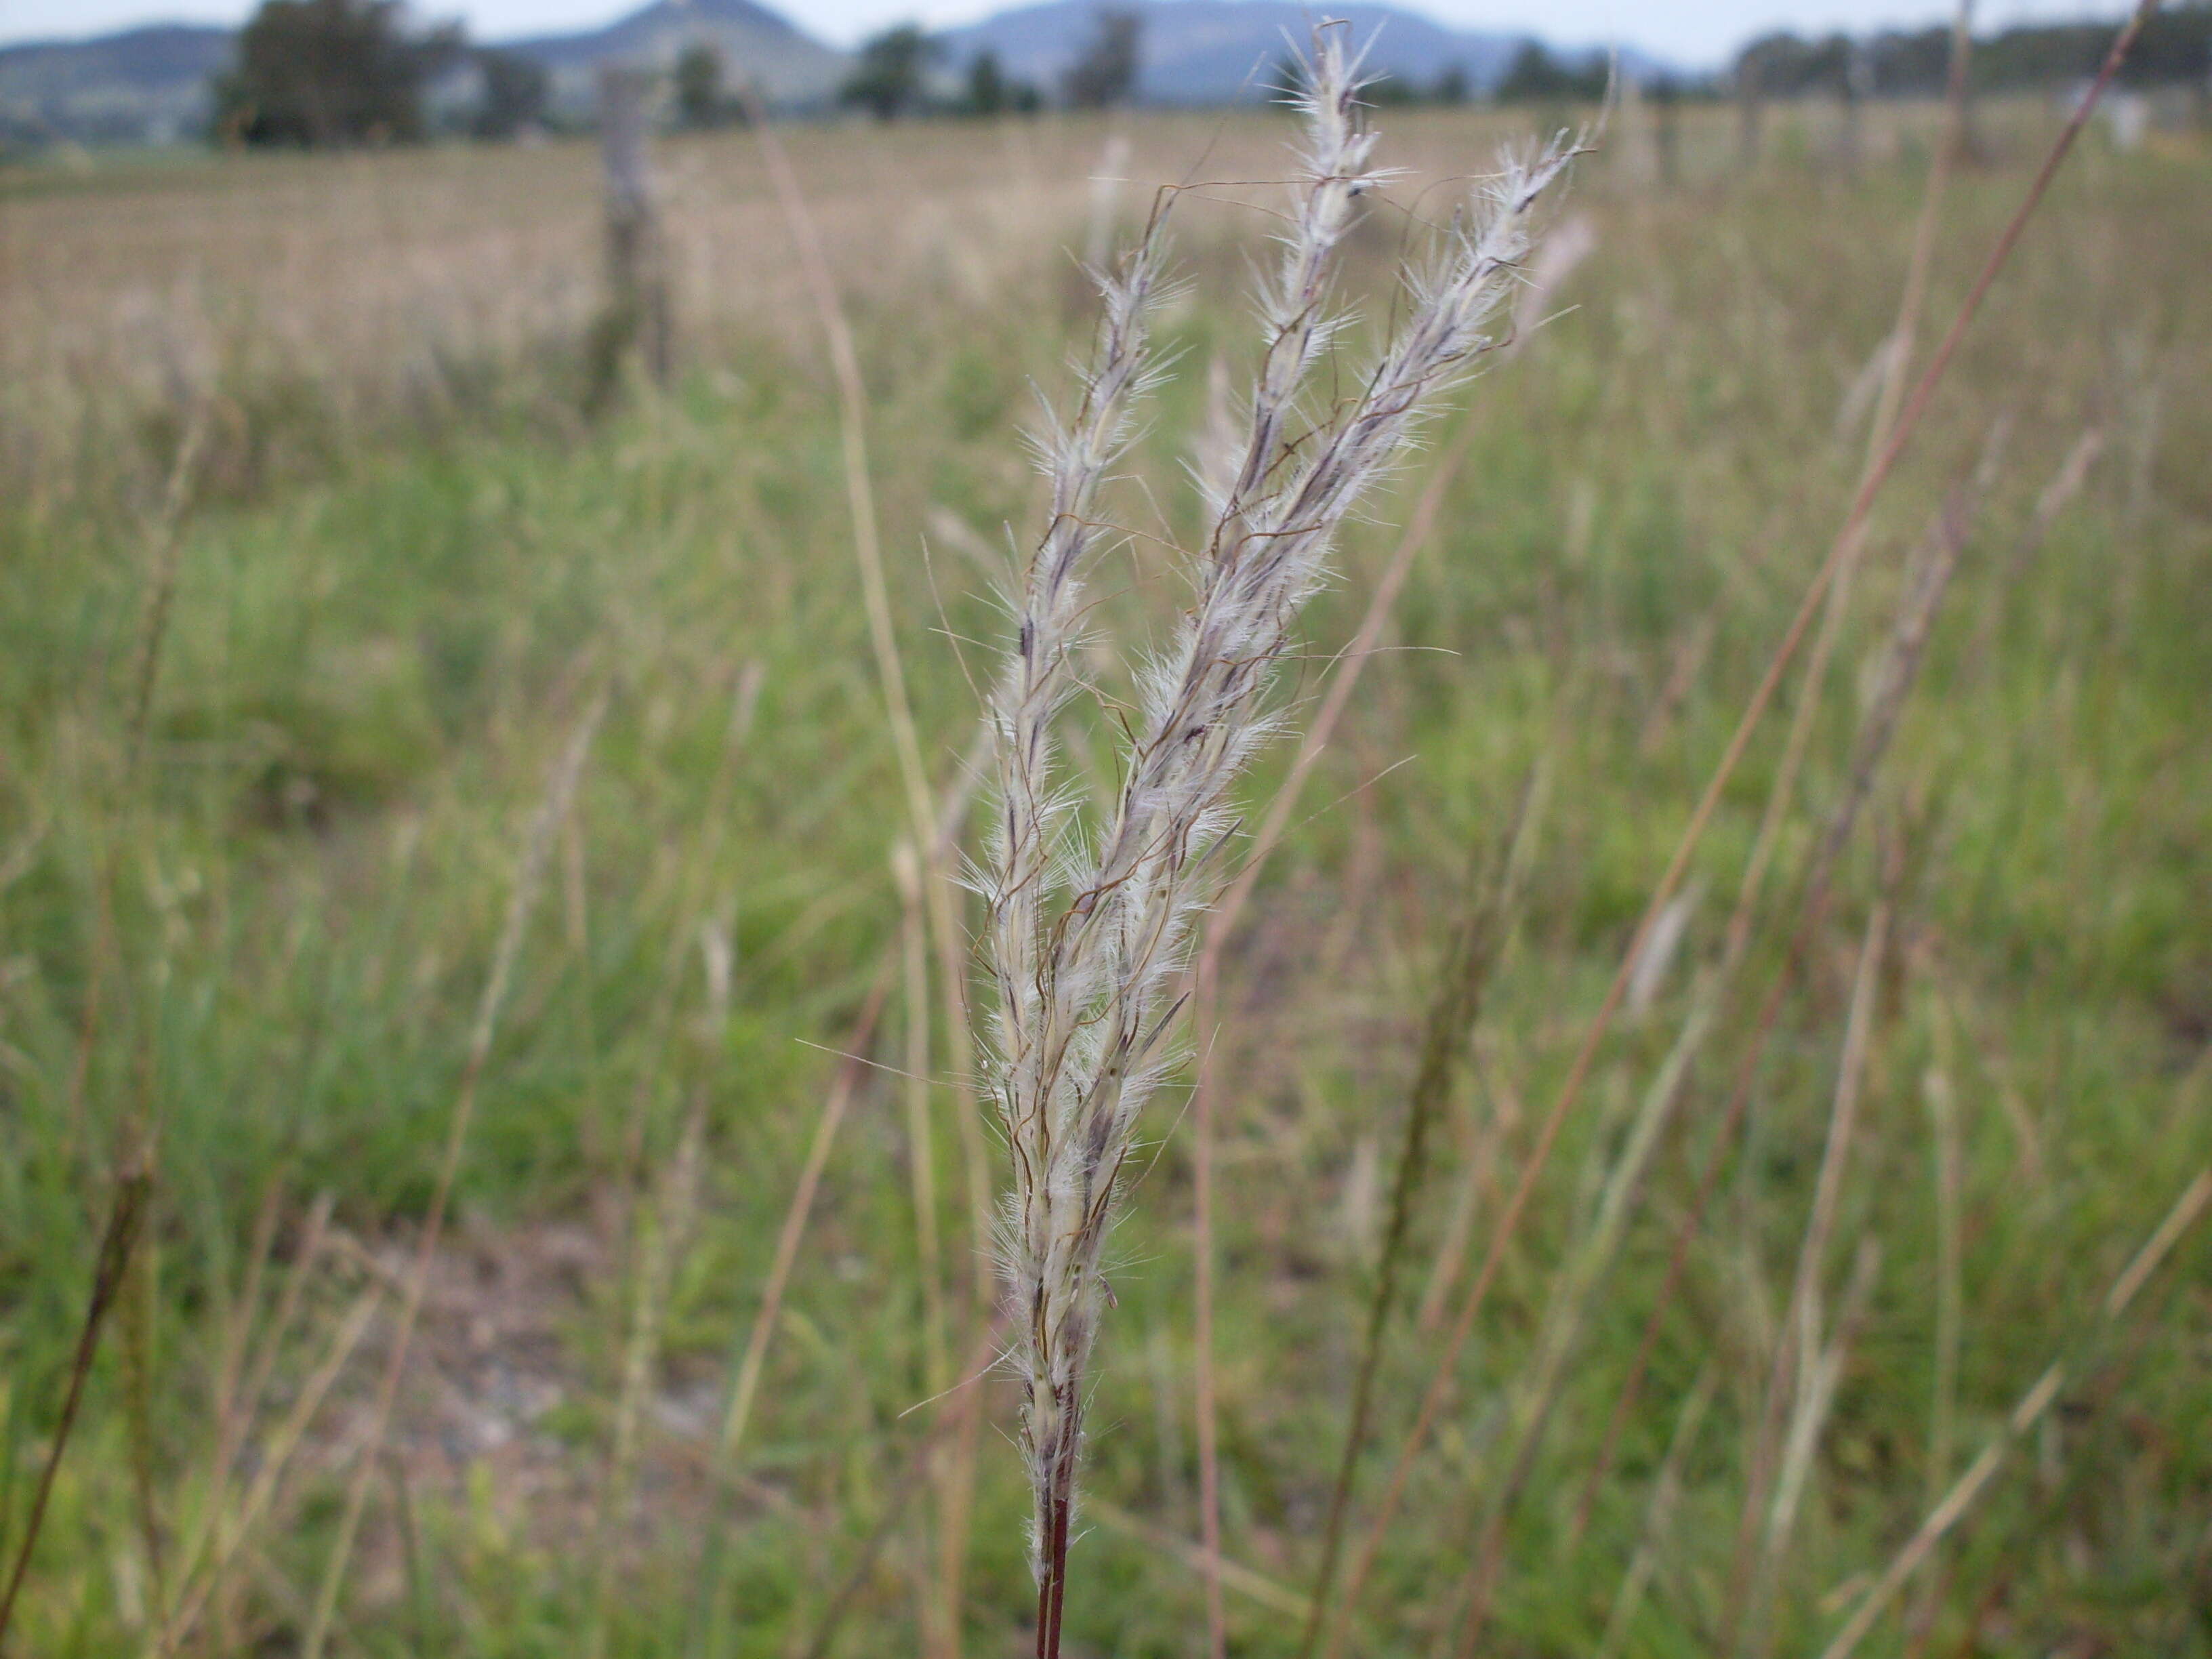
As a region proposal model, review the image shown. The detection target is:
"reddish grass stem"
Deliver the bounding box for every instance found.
[1293,765,1540,1659]
[797,1314,1008,1659]
[1818,1166,2212,1659]
[1570,477,1982,1548]
[1320,12,2156,1640]
[0,1166,150,1647]
[1202,408,1487,1658]
[300,693,606,1659]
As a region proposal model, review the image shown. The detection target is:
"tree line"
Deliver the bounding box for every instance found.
[843,16,1626,121]
[207,0,2212,150]
[836,11,1129,121]
[213,0,543,145]
[1734,6,2210,100]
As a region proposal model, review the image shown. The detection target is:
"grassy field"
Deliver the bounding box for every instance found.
[2,94,2209,1658]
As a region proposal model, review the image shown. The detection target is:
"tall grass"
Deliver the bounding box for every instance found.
[977,36,1582,1650]
[0,33,2207,1659]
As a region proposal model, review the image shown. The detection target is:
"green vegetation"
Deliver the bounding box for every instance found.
[1737,4,2212,98]
[0,101,2207,1657]
[214,0,464,147]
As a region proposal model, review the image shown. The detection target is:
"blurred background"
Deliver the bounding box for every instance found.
[1,1,2208,1655]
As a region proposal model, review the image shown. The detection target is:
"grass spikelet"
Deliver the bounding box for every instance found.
[975,28,1584,1654]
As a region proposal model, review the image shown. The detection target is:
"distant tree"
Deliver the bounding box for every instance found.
[1862,26,1952,96]
[213,0,461,146]
[1986,5,2208,89]
[960,48,1042,117]
[841,23,933,121]
[1738,28,1906,98]
[2119,4,2210,88]
[1364,72,1420,106]
[966,46,1006,115]
[1431,62,1470,104]
[1647,71,1680,182]
[471,46,546,140]
[1063,8,1141,108]
[1736,11,2210,100]
[1734,32,1811,100]
[674,41,728,129]
[1494,39,1607,104]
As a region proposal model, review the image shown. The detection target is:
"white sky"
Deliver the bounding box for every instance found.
[1,0,2131,68]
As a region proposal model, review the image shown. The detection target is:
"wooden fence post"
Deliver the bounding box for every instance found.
[1736,62,1766,171]
[1838,42,1872,173]
[591,64,670,407]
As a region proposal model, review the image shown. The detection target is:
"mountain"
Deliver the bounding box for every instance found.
[0,23,230,146]
[507,0,846,112]
[939,0,1530,103]
[0,0,846,147]
[0,0,1655,150]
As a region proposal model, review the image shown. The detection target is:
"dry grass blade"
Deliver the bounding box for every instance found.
[745,102,937,866]
[1907,1018,1965,1645]
[1569,468,1988,1551]
[1724,0,1973,966]
[1593,1366,1719,1659]
[895,844,949,1399]
[1203,407,1489,1652]
[157,1191,335,1654]
[747,112,994,1638]
[121,406,213,779]
[1296,765,1547,1659]
[1416,1044,1523,1335]
[159,1280,384,1654]
[1449,985,1721,1653]
[795,1314,1005,1659]
[711,965,894,1469]
[584,668,760,1656]
[300,689,607,1659]
[1760,1238,1882,1627]
[587,1058,716,1658]
[123,1206,167,1615]
[1084,1498,1314,1624]
[1817,1166,2212,1659]
[685,719,995,1657]
[689,878,983,1650]
[611,660,762,1189]
[64,401,207,1155]
[1323,2,2156,1602]
[1964,424,2104,676]
[185,1173,286,1648]
[926,730,1002,1659]
[1726,900,1895,1652]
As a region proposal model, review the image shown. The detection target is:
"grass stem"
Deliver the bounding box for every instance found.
[300,690,605,1659]
[0,1165,149,1648]
[1818,1167,2212,1659]
[1296,760,1545,1659]
[1324,14,2154,1619]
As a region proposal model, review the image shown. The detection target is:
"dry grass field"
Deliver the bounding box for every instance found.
[1,87,2209,1658]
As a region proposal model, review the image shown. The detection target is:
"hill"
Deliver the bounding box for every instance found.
[508,0,846,112]
[0,0,1658,147]
[937,0,1616,103]
[0,0,847,145]
[0,24,230,146]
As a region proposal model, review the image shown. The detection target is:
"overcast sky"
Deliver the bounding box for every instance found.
[2,0,2130,67]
